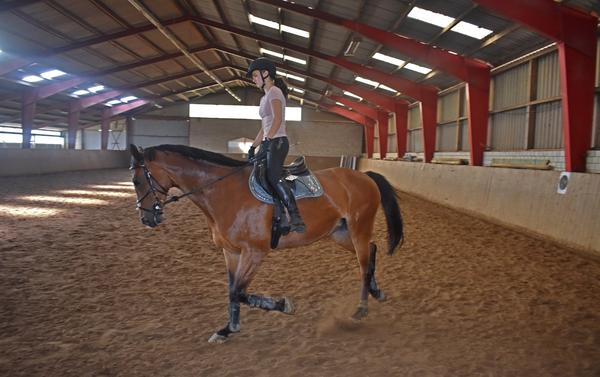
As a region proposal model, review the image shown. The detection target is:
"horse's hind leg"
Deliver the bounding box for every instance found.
[366,242,386,302]
[351,242,385,321]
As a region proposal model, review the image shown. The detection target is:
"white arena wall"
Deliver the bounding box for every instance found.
[0,149,129,177]
[359,159,600,257]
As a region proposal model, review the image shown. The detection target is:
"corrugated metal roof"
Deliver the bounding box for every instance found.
[0,0,597,129]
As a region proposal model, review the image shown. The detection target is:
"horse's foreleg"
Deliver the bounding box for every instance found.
[208,248,264,344]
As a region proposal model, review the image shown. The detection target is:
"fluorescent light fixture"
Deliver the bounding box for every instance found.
[105,99,122,106]
[404,63,432,74]
[343,91,363,101]
[190,104,302,121]
[407,7,454,28]
[280,24,310,38]
[22,75,44,83]
[284,55,306,65]
[378,84,397,93]
[88,85,104,93]
[451,21,493,40]
[120,96,137,103]
[249,14,309,38]
[372,52,406,67]
[355,76,379,88]
[291,87,305,94]
[40,69,66,80]
[72,89,90,96]
[260,48,284,59]
[249,14,279,30]
[335,102,346,107]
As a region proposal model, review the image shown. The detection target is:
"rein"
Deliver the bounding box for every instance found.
[162,162,252,205]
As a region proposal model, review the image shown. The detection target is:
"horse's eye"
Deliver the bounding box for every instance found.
[132,178,140,186]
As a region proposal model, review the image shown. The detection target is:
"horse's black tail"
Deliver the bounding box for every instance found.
[365,171,404,256]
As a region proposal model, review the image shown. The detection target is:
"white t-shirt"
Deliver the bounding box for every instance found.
[259,86,287,139]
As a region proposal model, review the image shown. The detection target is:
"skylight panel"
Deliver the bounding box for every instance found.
[248,14,279,30]
[22,75,44,83]
[378,84,397,93]
[260,48,284,59]
[40,69,66,80]
[291,87,305,94]
[249,14,309,38]
[72,89,90,96]
[407,7,454,28]
[451,21,493,40]
[404,63,432,74]
[120,96,138,103]
[261,48,306,65]
[284,55,306,65]
[280,24,310,38]
[105,100,122,106]
[372,52,406,67]
[343,91,362,101]
[277,71,306,82]
[355,76,379,88]
[88,85,104,93]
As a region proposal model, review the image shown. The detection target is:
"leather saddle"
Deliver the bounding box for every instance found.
[248,156,323,249]
[248,156,323,205]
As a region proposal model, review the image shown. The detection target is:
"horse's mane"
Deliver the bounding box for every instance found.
[145,144,248,167]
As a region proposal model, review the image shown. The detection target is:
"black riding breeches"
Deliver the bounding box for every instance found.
[265,136,289,189]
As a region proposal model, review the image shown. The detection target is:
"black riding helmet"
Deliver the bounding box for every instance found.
[246,57,276,81]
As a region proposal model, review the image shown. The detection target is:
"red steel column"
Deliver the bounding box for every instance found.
[364,125,374,158]
[395,102,408,158]
[559,41,596,172]
[101,109,110,150]
[21,90,37,149]
[67,102,80,149]
[466,69,491,166]
[420,94,438,163]
[377,111,389,159]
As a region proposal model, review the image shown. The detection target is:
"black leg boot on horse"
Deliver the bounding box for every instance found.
[265,137,306,233]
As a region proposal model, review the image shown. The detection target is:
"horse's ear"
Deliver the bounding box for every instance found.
[129,144,143,162]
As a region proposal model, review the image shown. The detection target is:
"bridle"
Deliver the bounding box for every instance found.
[131,157,257,221]
[132,162,169,223]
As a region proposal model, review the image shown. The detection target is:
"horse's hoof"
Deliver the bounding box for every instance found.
[375,291,387,302]
[283,297,296,315]
[208,333,228,344]
[351,306,368,322]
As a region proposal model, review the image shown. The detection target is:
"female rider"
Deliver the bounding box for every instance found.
[246,57,306,233]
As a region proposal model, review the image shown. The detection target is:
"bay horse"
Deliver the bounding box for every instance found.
[129,144,403,343]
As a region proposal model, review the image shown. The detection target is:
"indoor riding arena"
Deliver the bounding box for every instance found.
[1,1,599,376]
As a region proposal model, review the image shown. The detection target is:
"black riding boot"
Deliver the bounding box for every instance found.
[273,179,306,233]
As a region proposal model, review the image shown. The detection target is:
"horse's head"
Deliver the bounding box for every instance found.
[129,144,172,228]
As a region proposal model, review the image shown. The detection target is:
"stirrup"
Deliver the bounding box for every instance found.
[289,217,306,233]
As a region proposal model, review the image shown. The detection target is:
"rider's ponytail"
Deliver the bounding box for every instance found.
[273,77,289,98]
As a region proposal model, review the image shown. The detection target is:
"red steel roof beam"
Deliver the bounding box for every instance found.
[254,0,490,165]
[473,0,597,172]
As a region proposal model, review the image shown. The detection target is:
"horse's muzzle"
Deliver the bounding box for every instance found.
[141,213,162,228]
